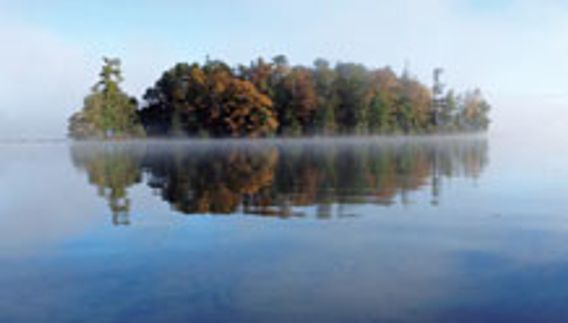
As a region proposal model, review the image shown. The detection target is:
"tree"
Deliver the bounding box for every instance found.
[68,57,144,139]
[460,89,491,131]
[272,55,290,76]
[276,67,319,135]
[396,72,432,133]
[140,63,196,136]
[140,60,278,137]
[438,90,458,130]
[313,58,338,135]
[334,63,370,134]
[368,93,390,134]
[136,55,490,137]
[238,58,275,96]
[367,67,399,133]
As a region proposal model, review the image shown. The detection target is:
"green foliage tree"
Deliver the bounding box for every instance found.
[313,58,339,135]
[68,57,144,139]
[367,67,399,133]
[368,93,389,134]
[396,73,433,133]
[334,63,371,134]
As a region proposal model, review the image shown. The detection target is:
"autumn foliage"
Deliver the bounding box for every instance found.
[140,61,278,138]
[69,56,491,139]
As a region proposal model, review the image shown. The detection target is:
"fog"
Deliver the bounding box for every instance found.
[1,0,568,139]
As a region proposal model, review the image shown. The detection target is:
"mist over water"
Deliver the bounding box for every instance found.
[2,134,568,322]
[3,0,568,320]
[69,136,488,223]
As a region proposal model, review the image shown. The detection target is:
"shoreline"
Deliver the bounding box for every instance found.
[0,132,489,146]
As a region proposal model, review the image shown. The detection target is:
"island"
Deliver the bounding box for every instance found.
[68,56,491,139]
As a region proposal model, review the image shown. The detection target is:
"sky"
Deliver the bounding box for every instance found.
[1,0,568,138]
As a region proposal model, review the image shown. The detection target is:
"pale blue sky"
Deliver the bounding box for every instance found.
[1,0,567,138]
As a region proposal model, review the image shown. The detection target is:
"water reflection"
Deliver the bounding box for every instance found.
[70,137,488,224]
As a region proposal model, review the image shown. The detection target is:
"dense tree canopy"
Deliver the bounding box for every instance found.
[140,60,278,137]
[69,56,491,139]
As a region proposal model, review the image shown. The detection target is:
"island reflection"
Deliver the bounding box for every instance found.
[70,137,488,225]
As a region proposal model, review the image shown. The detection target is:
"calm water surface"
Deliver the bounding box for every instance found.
[1,136,567,323]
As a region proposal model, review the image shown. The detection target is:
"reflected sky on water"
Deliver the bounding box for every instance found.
[2,136,568,323]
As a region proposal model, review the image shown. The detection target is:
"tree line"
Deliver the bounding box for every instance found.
[68,56,491,139]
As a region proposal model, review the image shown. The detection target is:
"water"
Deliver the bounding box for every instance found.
[1,135,567,323]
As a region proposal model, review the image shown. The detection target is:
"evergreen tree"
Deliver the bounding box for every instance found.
[68,57,144,139]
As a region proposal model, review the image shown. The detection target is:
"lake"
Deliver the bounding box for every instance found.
[1,135,567,323]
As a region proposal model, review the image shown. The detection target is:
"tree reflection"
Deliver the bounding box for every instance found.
[143,146,278,215]
[71,144,144,225]
[70,138,488,225]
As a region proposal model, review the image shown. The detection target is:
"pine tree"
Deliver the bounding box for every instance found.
[68,57,144,139]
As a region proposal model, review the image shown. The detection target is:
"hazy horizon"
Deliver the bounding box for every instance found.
[1,0,568,138]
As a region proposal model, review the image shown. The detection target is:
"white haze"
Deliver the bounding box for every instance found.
[0,0,568,140]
